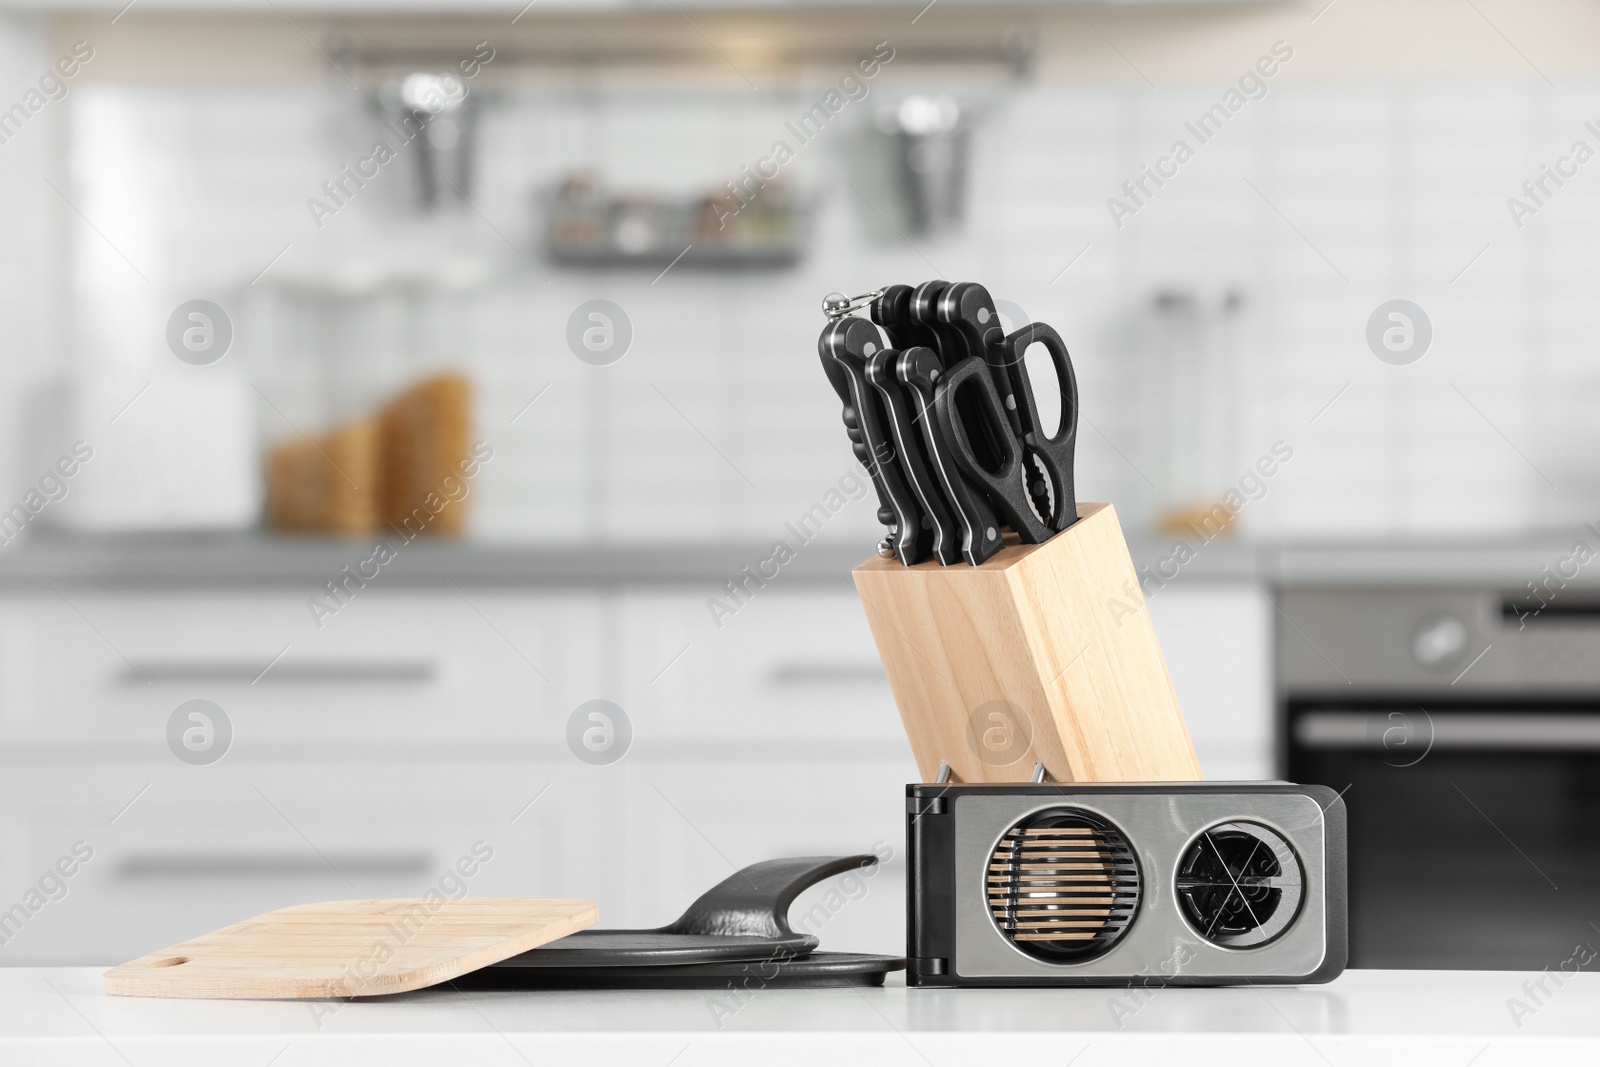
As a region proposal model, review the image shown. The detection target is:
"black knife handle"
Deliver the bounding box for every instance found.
[999,322,1080,532]
[819,317,931,564]
[895,347,1005,567]
[929,281,1019,473]
[934,279,1004,399]
[932,356,1053,544]
[908,280,965,368]
[866,348,962,566]
[872,284,944,354]
[815,337,896,528]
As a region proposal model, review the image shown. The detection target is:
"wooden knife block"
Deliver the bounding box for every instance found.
[853,502,1202,784]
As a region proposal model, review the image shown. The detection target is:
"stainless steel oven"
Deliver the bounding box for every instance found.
[1280,585,1600,969]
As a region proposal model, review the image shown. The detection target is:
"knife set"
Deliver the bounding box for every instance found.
[822,283,1198,786]
[816,280,1078,567]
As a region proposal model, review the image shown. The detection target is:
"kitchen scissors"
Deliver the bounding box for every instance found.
[934,282,1081,539]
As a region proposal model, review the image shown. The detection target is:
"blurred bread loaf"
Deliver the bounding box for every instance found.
[378,373,472,537]
[264,419,380,535]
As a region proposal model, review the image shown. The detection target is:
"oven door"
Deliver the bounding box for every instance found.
[1288,700,1600,970]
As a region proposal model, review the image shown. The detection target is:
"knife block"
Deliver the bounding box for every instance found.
[853,502,1202,784]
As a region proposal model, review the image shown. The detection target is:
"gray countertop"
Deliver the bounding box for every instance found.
[0,528,1590,588]
[0,532,840,588]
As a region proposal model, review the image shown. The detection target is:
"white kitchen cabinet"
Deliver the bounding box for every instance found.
[593,587,914,953]
[1145,581,1274,781]
[0,585,608,964]
[0,760,606,965]
[0,574,1273,965]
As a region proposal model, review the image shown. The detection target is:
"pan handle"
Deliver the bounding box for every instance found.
[666,854,882,938]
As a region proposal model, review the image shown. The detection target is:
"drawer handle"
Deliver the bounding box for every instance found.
[1500,598,1600,625]
[121,660,436,685]
[767,662,886,686]
[116,853,434,879]
[1296,711,1600,750]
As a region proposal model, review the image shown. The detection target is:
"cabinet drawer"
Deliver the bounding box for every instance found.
[0,760,601,965]
[0,590,602,746]
[615,589,906,753]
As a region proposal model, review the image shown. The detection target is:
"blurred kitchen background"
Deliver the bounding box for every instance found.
[3,0,1600,971]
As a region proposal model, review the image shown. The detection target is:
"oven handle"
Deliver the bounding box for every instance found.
[1295,711,1600,750]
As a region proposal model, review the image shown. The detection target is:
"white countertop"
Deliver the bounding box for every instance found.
[4,967,1597,1065]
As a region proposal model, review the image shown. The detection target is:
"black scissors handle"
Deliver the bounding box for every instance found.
[931,356,1054,545]
[997,322,1080,532]
[818,317,931,564]
[895,348,1005,567]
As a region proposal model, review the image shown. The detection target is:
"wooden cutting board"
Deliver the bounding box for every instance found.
[104,897,597,999]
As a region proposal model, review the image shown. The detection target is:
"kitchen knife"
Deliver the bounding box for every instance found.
[909,280,968,367]
[908,278,1017,559]
[865,347,962,565]
[895,346,1006,566]
[935,281,1014,423]
[818,316,931,564]
[813,344,896,529]
[866,285,964,565]
[931,281,1022,483]
[871,284,945,354]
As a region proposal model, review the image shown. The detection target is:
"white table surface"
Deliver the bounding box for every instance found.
[3,967,1594,1066]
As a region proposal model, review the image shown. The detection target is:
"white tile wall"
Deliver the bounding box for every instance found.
[58,75,1600,543]
[0,15,64,503]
